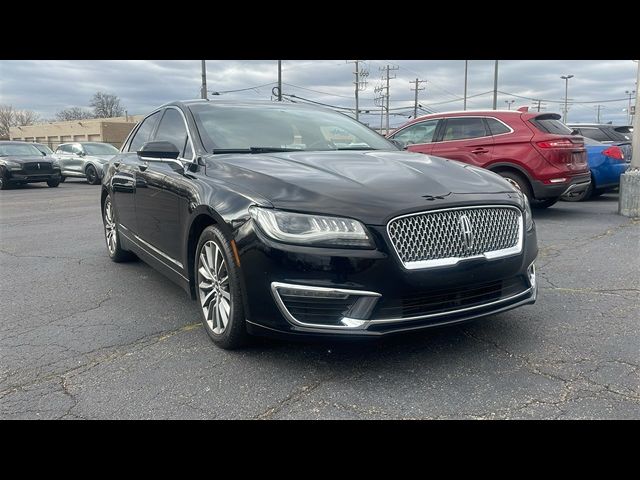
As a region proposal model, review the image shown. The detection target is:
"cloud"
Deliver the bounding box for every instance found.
[0,59,636,127]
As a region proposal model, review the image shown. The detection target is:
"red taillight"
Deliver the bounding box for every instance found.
[537,139,575,148]
[602,146,624,160]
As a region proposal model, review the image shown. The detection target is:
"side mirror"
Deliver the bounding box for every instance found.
[137,141,180,160]
[41,151,47,156]
[389,138,407,150]
[570,129,579,136]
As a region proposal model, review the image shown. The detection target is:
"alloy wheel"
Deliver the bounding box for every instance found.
[104,199,117,255]
[87,166,97,184]
[198,240,231,334]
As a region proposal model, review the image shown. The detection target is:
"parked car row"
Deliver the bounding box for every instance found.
[0,141,120,189]
[388,110,629,206]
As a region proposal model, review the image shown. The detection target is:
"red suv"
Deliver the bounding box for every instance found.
[388,111,591,208]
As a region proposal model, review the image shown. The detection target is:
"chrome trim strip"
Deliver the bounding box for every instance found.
[271,282,380,330]
[270,280,533,331]
[367,287,532,325]
[561,180,591,196]
[386,205,524,270]
[118,224,187,280]
[121,106,196,162]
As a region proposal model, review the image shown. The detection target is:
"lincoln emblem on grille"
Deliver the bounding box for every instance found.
[459,214,474,250]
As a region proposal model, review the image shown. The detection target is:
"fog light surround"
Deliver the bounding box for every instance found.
[271,282,381,330]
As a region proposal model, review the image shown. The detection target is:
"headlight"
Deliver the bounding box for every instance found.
[249,206,373,248]
[4,161,22,170]
[522,194,533,231]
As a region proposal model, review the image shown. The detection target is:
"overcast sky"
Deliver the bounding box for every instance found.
[0,60,637,128]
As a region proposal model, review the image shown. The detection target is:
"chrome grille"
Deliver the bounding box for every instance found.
[387,206,522,269]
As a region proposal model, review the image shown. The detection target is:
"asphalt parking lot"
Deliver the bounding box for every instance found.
[1,179,639,419]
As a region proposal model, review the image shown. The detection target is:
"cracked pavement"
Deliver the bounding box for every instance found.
[1,181,639,419]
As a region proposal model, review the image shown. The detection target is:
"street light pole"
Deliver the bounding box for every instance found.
[625,89,636,124]
[505,100,514,110]
[463,60,468,111]
[560,74,574,123]
[492,60,499,110]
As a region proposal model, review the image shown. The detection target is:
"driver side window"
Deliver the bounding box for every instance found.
[393,120,439,145]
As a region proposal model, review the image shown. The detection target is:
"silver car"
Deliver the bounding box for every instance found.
[53,142,120,184]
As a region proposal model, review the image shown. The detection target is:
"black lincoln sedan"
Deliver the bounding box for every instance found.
[0,141,62,190]
[101,100,538,349]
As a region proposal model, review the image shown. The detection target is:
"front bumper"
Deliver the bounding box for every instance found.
[531,172,591,200]
[235,218,538,338]
[6,170,61,183]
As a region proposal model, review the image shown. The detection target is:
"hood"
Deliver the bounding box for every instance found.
[1,155,52,164]
[204,150,519,224]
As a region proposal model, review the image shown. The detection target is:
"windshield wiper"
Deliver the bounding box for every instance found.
[333,147,377,151]
[212,147,304,154]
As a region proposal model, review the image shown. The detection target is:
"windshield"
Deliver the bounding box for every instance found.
[33,144,53,155]
[0,143,43,157]
[189,104,396,152]
[83,143,119,155]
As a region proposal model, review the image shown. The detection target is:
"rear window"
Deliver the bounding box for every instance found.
[485,118,511,135]
[530,115,574,135]
[577,127,612,142]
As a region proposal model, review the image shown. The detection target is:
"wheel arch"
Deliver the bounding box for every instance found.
[486,162,534,191]
[186,208,224,300]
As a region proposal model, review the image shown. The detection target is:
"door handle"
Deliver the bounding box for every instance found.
[471,148,489,154]
[138,163,148,172]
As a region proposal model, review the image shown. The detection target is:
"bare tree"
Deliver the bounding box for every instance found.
[14,110,40,126]
[0,104,40,139]
[0,105,13,138]
[55,107,95,121]
[90,92,125,118]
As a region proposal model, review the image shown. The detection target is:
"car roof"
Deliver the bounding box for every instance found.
[159,99,336,113]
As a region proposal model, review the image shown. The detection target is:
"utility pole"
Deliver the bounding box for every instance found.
[533,100,542,112]
[492,60,499,110]
[410,78,426,119]
[277,60,282,101]
[463,60,468,111]
[595,105,604,123]
[200,60,207,100]
[560,74,574,123]
[380,64,399,135]
[346,60,369,121]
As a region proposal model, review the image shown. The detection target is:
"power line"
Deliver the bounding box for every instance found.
[209,82,277,95]
[497,90,630,105]
[282,82,354,99]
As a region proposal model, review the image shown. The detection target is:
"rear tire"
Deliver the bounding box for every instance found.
[561,180,593,202]
[86,165,100,185]
[195,225,249,349]
[531,198,558,209]
[497,170,533,200]
[59,176,66,183]
[0,172,8,190]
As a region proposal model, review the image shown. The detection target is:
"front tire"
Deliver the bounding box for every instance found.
[102,194,135,262]
[86,165,100,185]
[47,179,60,188]
[0,172,8,190]
[195,225,249,349]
